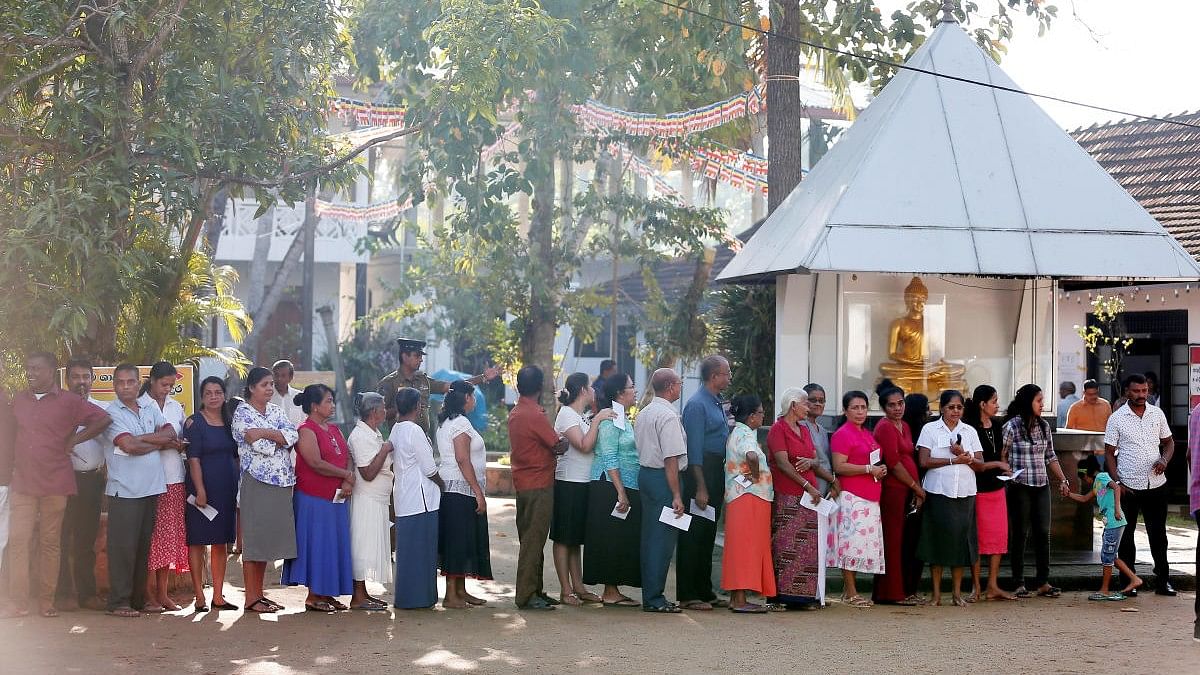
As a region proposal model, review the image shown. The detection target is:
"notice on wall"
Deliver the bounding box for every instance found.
[1189,345,1200,409]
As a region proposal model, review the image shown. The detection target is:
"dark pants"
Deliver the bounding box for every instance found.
[639,467,679,609]
[1194,512,1199,620]
[514,487,552,607]
[1117,484,1170,587]
[105,495,158,611]
[1007,482,1051,589]
[676,454,724,603]
[56,470,104,604]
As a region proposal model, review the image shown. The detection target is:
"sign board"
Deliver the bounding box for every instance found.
[62,365,196,416]
[1189,345,1200,409]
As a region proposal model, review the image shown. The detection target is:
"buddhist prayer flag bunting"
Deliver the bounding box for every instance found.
[572,86,766,137]
[329,97,407,127]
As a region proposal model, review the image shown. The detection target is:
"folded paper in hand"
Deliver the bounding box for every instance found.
[611,502,630,520]
[659,506,691,531]
[612,402,627,430]
[186,494,219,521]
[996,467,1025,482]
[800,492,838,517]
[688,499,716,522]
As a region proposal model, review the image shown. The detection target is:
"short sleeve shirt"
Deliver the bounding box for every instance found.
[269,386,307,427]
[832,423,883,502]
[347,420,393,503]
[231,402,298,488]
[554,406,592,483]
[70,397,109,472]
[681,388,731,466]
[139,394,187,484]
[633,397,688,470]
[724,422,772,503]
[916,419,982,498]
[1094,472,1126,529]
[105,399,169,499]
[1104,403,1172,490]
[12,387,110,496]
[437,415,486,497]
[391,420,441,516]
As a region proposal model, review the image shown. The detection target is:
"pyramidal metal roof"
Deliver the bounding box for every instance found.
[718,17,1200,282]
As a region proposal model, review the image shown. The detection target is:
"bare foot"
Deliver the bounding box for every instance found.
[442,599,469,609]
[987,589,1017,601]
[1121,577,1144,594]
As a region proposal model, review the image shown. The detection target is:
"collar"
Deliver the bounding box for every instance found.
[931,417,961,434]
[24,385,63,400]
[515,396,544,413]
[649,396,675,409]
[113,397,146,413]
[355,419,382,438]
[1116,402,1152,418]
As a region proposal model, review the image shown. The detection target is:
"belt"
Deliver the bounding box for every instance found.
[74,467,103,474]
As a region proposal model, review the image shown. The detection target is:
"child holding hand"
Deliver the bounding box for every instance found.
[1066,469,1142,601]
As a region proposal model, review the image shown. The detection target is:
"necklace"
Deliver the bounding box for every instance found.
[318,422,343,455]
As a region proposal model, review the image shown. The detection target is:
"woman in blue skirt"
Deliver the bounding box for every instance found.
[390,388,445,608]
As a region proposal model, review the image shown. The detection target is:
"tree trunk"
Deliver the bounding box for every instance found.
[240,205,308,366]
[522,147,560,412]
[245,205,275,315]
[767,1,805,213]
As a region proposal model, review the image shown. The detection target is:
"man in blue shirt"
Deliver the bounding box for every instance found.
[676,354,732,610]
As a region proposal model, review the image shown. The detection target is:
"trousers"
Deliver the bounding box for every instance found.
[676,454,724,602]
[57,470,104,603]
[7,492,69,608]
[639,467,680,608]
[514,487,552,606]
[1006,482,1051,589]
[1117,484,1170,587]
[106,495,158,611]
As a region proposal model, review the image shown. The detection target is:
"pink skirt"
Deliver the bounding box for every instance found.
[975,489,1008,555]
[148,482,190,573]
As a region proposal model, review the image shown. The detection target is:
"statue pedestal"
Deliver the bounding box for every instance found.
[1050,429,1105,552]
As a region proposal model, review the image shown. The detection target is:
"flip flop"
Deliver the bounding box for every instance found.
[305,600,337,613]
[194,604,209,613]
[1106,592,1127,601]
[679,600,713,611]
[1037,586,1062,598]
[1013,587,1033,598]
[351,600,389,611]
[602,597,639,607]
[576,591,604,604]
[643,604,683,613]
[212,601,239,611]
[325,598,349,611]
[141,604,165,614]
[40,607,59,618]
[709,598,730,609]
[1088,593,1108,601]
[560,593,583,606]
[105,607,140,618]
[730,604,768,614]
[246,598,278,614]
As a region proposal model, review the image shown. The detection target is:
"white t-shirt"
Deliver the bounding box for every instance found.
[347,420,393,503]
[436,415,486,497]
[553,406,593,483]
[270,386,306,427]
[916,418,982,498]
[71,397,108,472]
[139,393,187,484]
[391,420,441,517]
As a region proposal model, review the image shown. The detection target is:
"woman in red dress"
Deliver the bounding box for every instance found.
[871,380,927,605]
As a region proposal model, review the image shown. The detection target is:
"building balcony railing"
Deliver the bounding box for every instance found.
[214,197,370,264]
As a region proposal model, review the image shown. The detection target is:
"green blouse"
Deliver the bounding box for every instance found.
[590,418,640,490]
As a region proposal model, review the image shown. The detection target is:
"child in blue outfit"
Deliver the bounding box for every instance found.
[1066,470,1143,600]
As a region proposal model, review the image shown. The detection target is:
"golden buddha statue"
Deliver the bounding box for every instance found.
[879,276,966,399]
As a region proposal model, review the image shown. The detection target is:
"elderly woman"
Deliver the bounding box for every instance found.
[801,383,835,494]
[830,390,887,608]
[140,361,188,612]
[872,380,926,606]
[231,366,299,613]
[767,388,837,609]
[347,392,394,611]
[437,380,492,608]
[283,384,355,613]
[391,388,445,609]
[916,389,983,607]
[720,395,775,613]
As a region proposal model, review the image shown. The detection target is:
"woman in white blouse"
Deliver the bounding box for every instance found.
[436,380,491,608]
[915,390,983,607]
[390,388,445,609]
[346,392,394,611]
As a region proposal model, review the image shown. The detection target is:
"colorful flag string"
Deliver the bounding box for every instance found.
[572,86,766,138]
[329,97,407,127]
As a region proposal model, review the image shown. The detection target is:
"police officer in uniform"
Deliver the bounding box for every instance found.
[376,338,500,436]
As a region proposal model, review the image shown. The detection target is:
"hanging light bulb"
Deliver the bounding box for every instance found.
[1161,295,1166,304]
[1187,284,1191,293]
[1145,293,1151,303]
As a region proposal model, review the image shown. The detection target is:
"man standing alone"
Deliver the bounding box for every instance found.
[56,358,108,611]
[634,368,687,613]
[677,354,732,610]
[507,365,568,610]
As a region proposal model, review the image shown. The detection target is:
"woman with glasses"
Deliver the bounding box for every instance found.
[916,390,982,606]
[801,383,836,495]
[721,395,775,613]
[830,390,887,608]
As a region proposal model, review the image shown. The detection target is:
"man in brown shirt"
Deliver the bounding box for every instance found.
[507,365,567,610]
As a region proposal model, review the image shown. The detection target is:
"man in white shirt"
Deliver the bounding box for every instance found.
[56,359,108,611]
[269,360,305,426]
[634,368,688,613]
[1104,373,1176,597]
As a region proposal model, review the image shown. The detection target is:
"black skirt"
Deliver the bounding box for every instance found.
[551,480,591,546]
[583,479,641,587]
[438,492,493,579]
[916,493,978,567]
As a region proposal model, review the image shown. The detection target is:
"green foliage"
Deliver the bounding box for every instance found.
[315,319,401,398]
[478,402,512,460]
[1075,294,1132,378]
[712,283,776,413]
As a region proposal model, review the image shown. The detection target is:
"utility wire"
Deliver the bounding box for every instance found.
[648,0,1200,131]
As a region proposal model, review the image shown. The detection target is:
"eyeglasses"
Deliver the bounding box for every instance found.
[809,398,826,405]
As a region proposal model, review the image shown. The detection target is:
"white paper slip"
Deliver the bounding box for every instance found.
[332,488,347,504]
[689,499,717,522]
[611,401,627,430]
[869,449,882,466]
[800,492,839,517]
[610,502,630,520]
[186,494,219,521]
[659,506,692,531]
[113,447,131,457]
[734,474,753,489]
[997,467,1026,482]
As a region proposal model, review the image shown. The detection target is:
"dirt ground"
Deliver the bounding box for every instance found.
[1,497,1196,674]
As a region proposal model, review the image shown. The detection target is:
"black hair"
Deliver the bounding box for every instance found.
[271,359,295,376]
[902,393,931,441]
[243,366,272,400]
[1004,383,1048,441]
[1082,378,1100,391]
[729,394,762,424]
[559,372,590,406]
[141,360,178,397]
[395,387,422,418]
[939,389,965,411]
[1122,373,1148,391]
[875,378,904,408]
[598,372,632,411]
[964,384,997,427]
[599,359,617,375]
[64,357,93,375]
[438,380,474,423]
[699,355,728,382]
[113,363,140,379]
[197,376,232,427]
[516,365,544,397]
[1144,371,1158,388]
[293,383,334,415]
[841,390,869,410]
[26,351,57,369]
[803,383,825,397]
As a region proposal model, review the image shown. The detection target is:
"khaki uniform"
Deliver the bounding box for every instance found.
[377,369,448,436]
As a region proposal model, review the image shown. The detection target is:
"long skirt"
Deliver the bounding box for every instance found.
[975,488,1008,555]
[282,491,354,596]
[438,492,493,579]
[873,483,912,602]
[722,494,777,596]
[147,482,189,573]
[827,491,884,574]
[582,479,641,587]
[771,493,820,602]
[917,493,978,567]
[350,493,393,584]
[239,474,296,562]
[394,510,439,608]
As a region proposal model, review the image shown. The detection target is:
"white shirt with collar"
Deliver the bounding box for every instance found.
[138,393,187,483]
[70,396,109,472]
[270,386,306,427]
[916,418,982,498]
[1104,402,1172,490]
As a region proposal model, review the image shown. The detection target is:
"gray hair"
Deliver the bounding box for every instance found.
[356,392,386,419]
[778,387,808,418]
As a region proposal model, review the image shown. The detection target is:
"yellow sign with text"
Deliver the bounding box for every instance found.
[62,365,196,416]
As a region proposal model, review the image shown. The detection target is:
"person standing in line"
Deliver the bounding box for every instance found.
[140,361,189,612]
[103,363,177,618]
[872,380,926,606]
[633,368,687,614]
[231,366,300,614]
[1187,400,1200,640]
[183,377,240,613]
[830,390,887,608]
[551,373,614,605]
[436,380,493,608]
[677,354,733,611]
[721,395,775,614]
[1104,373,1176,597]
[963,385,1016,602]
[801,383,835,494]
[347,392,394,611]
[390,388,445,609]
[269,360,306,427]
[2,352,110,619]
[1057,382,1079,428]
[593,359,617,403]
[507,365,569,611]
[377,338,499,435]
[56,358,108,611]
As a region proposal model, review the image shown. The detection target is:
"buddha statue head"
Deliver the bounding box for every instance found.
[904,276,928,316]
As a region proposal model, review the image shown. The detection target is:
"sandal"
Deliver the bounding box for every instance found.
[246,598,278,614]
[40,607,59,618]
[602,596,639,607]
[305,600,337,613]
[842,595,873,608]
[642,604,683,613]
[141,604,165,614]
[560,593,583,606]
[194,604,209,613]
[965,593,980,604]
[1013,586,1033,598]
[577,591,604,604]
[1037,586,1062,598]
[105,607,140,618]
[351,600,389,611]
[764,603,789,612]
[324,598,349,611]
[730,603,768,614]
[679,600,713,611]
[1106,592,1127,601]
[951,596,968,607]
[709,598,730,609]
[212,601,239,611]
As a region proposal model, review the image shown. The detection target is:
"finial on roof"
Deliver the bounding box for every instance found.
[939,0,958,23]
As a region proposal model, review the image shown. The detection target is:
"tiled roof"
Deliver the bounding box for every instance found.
[1071,111,1200,259]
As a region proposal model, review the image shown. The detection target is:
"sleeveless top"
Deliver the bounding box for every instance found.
[296,419,350,500]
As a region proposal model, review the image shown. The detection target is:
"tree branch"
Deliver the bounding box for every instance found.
[0,50,84,107]
[130,0,190,78]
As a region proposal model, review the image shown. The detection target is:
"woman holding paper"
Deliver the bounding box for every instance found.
[872,380,927,606]
[830,391,887,607]
[721,395,775,613]
[346,392,393,611]
[583,372,643,606]
[282,384,355,613]
[964,384,1016,602]
[916,389,983,607]
[183,376,240,612]
[767,388,836,609]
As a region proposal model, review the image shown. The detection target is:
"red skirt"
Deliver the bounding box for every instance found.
[975,489,1008,555]
[148,482,190,573]
[721,494,777,596]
